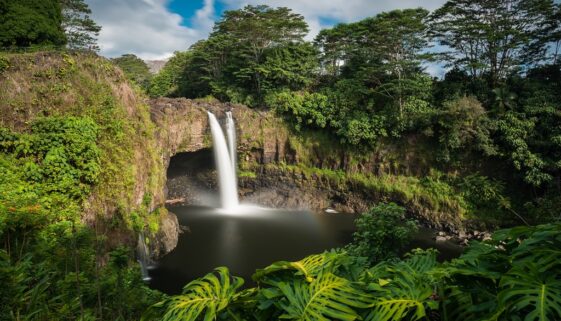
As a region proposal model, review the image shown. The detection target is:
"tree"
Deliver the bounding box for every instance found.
[354,9,430,116]
[259,42,319,92]
[315,23,357,78]
[214,5,308,64]
[429,0,555,86]
[182,35,235,100]
[211,5,309,101]
[549,4,561,64]
[314,9,432,138]
[0,0,66,47]
[60,0,101,51]
[437,96,497,163]
[111,54,152,91]
[148,51,192,97]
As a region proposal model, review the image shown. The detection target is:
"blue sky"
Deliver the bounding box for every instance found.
[167,0,224,28]
[86,0,447,64]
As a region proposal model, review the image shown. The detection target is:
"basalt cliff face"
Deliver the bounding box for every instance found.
[150,97,434,175]
[150,97,464,231]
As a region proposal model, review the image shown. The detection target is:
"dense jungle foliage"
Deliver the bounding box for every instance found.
[1,0,561,320]
[0,50,165,319]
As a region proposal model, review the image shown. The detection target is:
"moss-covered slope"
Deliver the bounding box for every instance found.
[0,51,171,254]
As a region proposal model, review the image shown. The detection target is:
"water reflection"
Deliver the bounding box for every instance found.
[148,205,354,294]
[148,205,462,294]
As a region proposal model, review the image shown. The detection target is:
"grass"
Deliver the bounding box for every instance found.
[238,170,257,179]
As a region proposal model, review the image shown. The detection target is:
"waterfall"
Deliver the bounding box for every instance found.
[208,112,239,209]
[136,233,151,281]
[225,111,237,177]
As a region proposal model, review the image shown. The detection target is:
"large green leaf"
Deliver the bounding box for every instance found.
[498,264,561,321]
[142,267,244,321]
[253,252,340,283]
[508,225,561,273]
[363,249,438,321]
[364,267,435,321]
[439,285,500,321]
[269,268,373,321]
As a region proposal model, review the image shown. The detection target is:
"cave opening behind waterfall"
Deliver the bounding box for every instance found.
[166,148,219,207]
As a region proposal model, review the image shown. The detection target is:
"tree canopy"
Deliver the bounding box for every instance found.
[60,0,101,51]
[178,5,312,105]
[0,0,66,47]
[429,0,556,85]
[112,54,152,90]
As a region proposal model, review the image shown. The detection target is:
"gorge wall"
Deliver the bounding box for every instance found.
[150,97,464,231]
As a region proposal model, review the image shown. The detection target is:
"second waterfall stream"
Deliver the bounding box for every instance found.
[207,111,239,210]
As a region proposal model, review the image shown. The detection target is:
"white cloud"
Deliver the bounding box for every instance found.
[86,0,215,60]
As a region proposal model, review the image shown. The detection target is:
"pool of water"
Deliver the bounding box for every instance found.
[147,205,462,294]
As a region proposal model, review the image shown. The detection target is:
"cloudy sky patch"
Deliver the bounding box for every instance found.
[86,0,446,61]
[86,0,215,60]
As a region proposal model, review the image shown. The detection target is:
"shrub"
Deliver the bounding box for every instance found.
[347,203,418,263]
[266,90,329,131]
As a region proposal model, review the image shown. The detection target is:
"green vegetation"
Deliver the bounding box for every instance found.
[1,0,561,320]
[0,52,166,319]
[60,0,101,51]
[159,0,560,226]
[258,162,499,226]
[148,51,191,97]
[0,0,66,47]
[144,221,561,321]
[0,117,163,319]
[347,203,418,263]
[160,5,314,105]
[111,54,152,91]
[0,0,100,51]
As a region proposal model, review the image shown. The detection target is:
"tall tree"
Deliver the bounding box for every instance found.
[212,5,309,100]
[148,51,192,98]
[315,9,431,125]
[0,0,66,47]
[315,23,358,78]
[60,0,101,51]
[359,9,430,116]
[429,0,555,86]
[550,3,561,64]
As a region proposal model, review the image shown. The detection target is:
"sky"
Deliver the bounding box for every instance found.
[86,0,448,61]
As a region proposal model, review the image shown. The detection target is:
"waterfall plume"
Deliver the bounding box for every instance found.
[207,112,239,209]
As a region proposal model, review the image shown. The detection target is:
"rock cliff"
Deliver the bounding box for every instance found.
[150,97,464,231]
